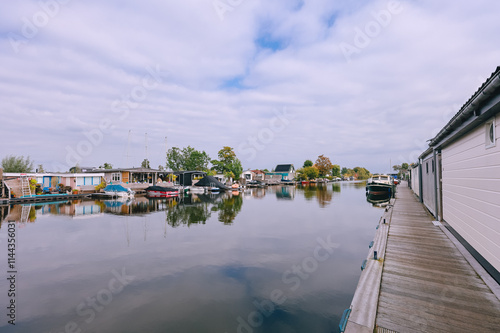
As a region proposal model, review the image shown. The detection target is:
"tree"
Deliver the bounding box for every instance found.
[37,164,45,173]
[167,147,184,171]
[1,155,34,172]
[303,160,313,168]
[341,167,349,175]
[182,146,211,171]
[393,165,401,172]
[158,165,164,171]
[401,163,409,170]
[167,146,211,171]
[211,147,243,180]
[100,162,113,169]
[70,165,82,173]
[141,159,151,169]
[297,166,319,180]
[315,155,333,178]
[353,167,371,180]
[331,164,341,178]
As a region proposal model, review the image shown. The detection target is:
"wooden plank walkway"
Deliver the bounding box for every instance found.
[375,183,500,332]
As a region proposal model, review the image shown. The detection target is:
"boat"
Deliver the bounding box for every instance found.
[246,180,267,188]
[366,174,395,197]
[145,186,179,198]
[188,186,205,194]
[103,185,135,198]
[301,181,309,185]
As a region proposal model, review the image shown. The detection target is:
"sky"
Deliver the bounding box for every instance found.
[1,0,499,174]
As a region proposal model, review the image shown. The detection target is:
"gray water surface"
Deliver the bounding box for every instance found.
[0,182,384,333]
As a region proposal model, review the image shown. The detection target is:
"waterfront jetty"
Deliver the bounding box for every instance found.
[344,182,500,333]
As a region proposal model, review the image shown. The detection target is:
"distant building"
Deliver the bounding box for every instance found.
[265,164,296,182]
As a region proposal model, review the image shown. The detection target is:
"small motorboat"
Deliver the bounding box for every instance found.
[103,185,135,198]
[145,186,179,198]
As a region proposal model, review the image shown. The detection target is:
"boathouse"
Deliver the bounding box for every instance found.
[412,66,500,278]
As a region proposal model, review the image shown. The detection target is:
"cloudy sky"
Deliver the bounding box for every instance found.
[1,0,499,173]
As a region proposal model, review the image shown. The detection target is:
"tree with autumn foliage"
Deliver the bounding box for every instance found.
[315,155,333,178]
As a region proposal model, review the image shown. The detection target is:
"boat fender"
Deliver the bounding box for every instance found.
[339,308,351,332]
[361,259,367,271]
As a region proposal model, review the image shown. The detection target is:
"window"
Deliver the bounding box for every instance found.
[111,173,121,182]
[426,162,429,174]
[432,160,435,173]
[486,118,496,148]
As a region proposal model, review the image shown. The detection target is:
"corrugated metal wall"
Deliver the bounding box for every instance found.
[441,114,500,273]
[421,153,437,218]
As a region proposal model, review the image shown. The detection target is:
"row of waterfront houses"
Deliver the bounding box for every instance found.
[0,165,297,198]
[409,66,500,281]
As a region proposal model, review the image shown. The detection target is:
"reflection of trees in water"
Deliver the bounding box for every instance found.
[353,181,367,189]
[213,194,243,225]
[166,202,212,228]
[298,184,337,207]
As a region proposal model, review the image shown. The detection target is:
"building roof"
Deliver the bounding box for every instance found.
[429,66,500,148]
[85,167,162,173]
[274,164,294,172]
[251,169,265,174]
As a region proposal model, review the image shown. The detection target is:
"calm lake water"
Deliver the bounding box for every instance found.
[0,182,385,333]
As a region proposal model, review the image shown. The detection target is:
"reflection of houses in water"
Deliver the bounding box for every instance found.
[242,188,266,199]
[275,186,296,200]
[102,196,179,216]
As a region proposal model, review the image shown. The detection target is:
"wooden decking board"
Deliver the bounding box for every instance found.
[378,292,500,331]
[376,299,500,333]
[375,184,500,332]
[384,249,471,270]
[380,275,499,307]
[385,240,461,257]
[382,266,489,291]
[383,260,484,281]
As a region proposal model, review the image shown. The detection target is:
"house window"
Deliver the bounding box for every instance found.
[432,160,435,173]
[111,173,121,182]
[426,162,429,174]
[486,119,496,148]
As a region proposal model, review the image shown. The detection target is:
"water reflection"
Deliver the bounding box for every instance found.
[296,183,341,208]
[0,184,352,226]
[366,193,391,207]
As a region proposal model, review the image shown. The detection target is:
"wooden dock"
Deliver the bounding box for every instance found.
[345,182,500,332]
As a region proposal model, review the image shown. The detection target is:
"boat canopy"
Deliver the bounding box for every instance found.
[194,176,230,190]
[103,184,130,192]
[145,186,178,192]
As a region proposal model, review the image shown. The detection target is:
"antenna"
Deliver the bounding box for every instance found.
[145,132,148,163]
[126,130,131,166]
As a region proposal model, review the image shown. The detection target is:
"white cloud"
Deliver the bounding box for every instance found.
[1,0,499,172]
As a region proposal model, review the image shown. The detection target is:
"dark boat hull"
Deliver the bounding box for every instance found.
[366,183,395,197]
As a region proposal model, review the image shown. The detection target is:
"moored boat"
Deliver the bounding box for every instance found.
[145,186,179,198]
[366,174,395,197]
[103,185,135,198]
